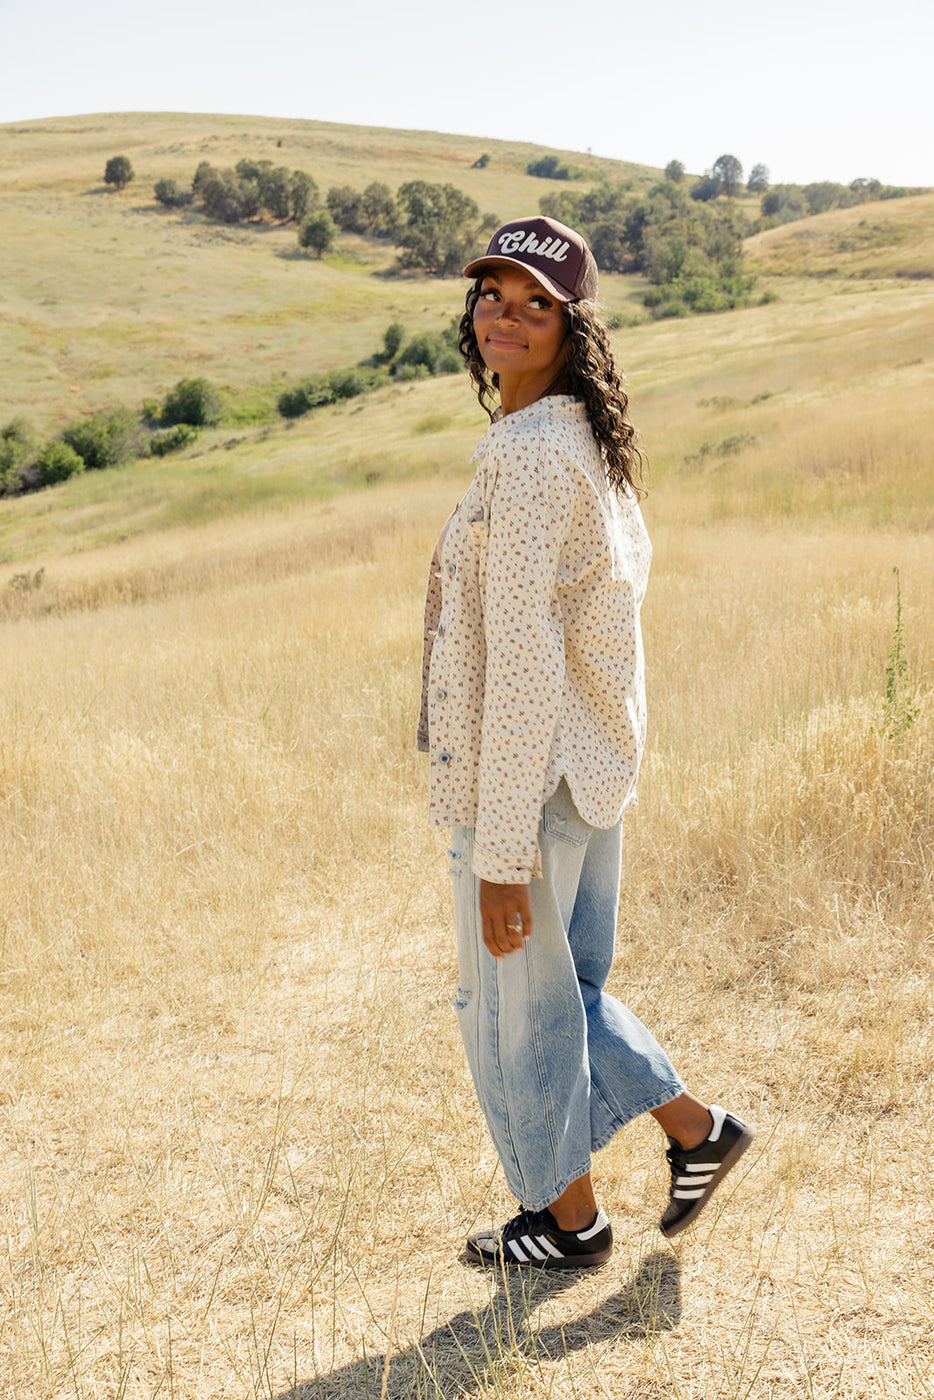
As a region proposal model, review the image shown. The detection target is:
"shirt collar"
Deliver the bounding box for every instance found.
[472,395,585,459]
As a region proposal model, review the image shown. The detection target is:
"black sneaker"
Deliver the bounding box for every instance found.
[465,1205,613,1269]
[660,1104,755,1238]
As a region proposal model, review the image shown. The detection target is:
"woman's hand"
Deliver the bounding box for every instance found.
[480,880,533,960]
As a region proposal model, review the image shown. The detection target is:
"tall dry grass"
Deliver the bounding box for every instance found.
[1,449,931,1396]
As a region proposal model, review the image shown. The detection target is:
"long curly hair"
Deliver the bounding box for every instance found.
[458,281,647,499]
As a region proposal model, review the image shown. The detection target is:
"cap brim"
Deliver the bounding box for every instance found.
[461,255,576,302]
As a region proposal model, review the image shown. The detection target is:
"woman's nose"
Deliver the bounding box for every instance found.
[495,299,520,323]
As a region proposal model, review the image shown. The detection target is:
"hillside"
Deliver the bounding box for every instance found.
[0,112,659,432]
[745,191,934,279]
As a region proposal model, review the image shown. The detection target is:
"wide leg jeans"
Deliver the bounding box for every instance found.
[450,779,684,1211]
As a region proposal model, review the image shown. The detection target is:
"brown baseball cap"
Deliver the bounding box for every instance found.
[463,216,598,303]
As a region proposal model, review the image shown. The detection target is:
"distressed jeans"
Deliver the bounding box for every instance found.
[450,779,684,1211]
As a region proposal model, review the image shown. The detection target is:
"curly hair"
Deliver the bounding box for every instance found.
[458,282,647,499]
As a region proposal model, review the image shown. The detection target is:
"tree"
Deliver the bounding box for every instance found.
[747,163,770,195]
[257,165,293,220]
[199,169,261,223]
[761,185,807,221]
[361,182,399,237]
[326,185,365,232]
[299,211,336,258]
[395,181,491,275]
[712,154,743,197]
[104,155,134,190]
[804,181,846,215]
[690,174,720,203]
[664,160,685,183]
[290,170,318,223]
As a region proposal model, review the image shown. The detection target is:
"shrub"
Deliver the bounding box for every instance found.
[161,378,222,428]
[277,386,312,419]
[192,161,215,194]
[382,322,405,361]
[154,179,193,208]
[328,369,366,400]
[104,155,134,190]
[393,363,431,382]
[690,175,720,203]
[60,408,139,471]
[149,423,199,456]
[32,441,86,486]
[395,333,447,375]
[0,417,34,491]
[527,155,573,181]
[665,160,685,183]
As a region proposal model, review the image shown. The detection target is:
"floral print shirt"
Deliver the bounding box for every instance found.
[417,396,651,885]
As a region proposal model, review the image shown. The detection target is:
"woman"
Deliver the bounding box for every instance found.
[417,216,753,1268]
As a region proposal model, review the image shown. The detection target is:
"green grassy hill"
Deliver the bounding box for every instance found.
[0,112,659,432]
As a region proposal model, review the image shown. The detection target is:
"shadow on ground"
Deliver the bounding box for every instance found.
[275,1249,680,1399]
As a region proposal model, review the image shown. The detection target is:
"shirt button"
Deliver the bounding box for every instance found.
[445,562,456,576]
[436,622,446,637]
[435,688,447,701]
[438,751,452,766]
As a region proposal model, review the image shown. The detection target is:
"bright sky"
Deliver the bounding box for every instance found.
[2,0,930,188]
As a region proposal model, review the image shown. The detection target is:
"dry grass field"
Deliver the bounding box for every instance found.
[1,115,933,1399]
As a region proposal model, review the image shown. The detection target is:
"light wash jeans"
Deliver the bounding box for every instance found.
[450,779,684,1211]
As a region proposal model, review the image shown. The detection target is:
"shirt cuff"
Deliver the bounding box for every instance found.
[471,843,542,884]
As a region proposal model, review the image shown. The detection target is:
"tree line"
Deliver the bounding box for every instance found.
[661,154,921,228]
[538,175,756,318]
[144,155,498,276]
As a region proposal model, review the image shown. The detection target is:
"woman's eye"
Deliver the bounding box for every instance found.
[529,297,550,310]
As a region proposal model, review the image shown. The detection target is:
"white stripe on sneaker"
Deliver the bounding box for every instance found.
[520,1235,548,1260]
[507,1239,529,1262]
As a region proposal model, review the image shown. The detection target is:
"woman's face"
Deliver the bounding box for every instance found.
[472,266,568,408]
